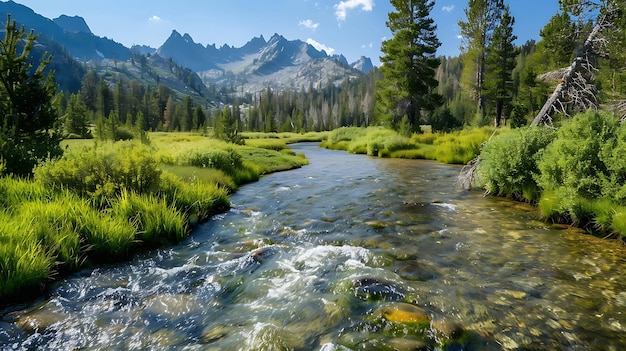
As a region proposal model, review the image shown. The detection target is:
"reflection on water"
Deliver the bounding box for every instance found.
[2,143,625,350]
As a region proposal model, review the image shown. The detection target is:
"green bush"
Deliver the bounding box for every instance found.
[478,126,556,202]
[599,124,626,203]
[181,147,243,174]
[536,110,620,202]
[34,141,162,199]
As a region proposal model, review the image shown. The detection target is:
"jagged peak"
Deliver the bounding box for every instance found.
[182,33,195,43]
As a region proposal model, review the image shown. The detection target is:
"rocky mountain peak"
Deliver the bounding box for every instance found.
[53,15,91,34]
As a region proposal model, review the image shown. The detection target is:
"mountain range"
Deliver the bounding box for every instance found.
[0,0,374,100]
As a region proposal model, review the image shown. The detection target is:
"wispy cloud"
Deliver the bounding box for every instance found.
[306,38,335,55]
[335,0,374,21]
[149,15,162,23]
[442,5,455,12]
[299,19,320,31]
[361,42,373,49]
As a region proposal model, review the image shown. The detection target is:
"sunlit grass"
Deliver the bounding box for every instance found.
[322,126,495,164]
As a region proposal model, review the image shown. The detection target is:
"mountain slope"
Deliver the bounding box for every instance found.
[157,32,364,94]
[0,1,130,61]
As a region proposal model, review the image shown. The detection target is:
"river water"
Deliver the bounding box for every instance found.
[1,143,626,350]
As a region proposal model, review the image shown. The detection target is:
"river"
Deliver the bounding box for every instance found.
[1,143,625,350]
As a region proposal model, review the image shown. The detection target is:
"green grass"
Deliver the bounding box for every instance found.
[322,127,496,164]
[1,131,314,303]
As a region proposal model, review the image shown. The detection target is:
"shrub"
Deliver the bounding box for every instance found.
[34,141,162,199]
[478,126,556,202]
[181,147,243,174]
[536,110,620,202]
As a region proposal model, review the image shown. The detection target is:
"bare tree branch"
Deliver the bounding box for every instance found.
[530,12,612,126]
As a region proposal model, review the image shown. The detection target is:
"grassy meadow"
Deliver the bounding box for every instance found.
[0,132,320,302]
[321,126,500,164]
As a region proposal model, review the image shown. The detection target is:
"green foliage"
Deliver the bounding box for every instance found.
[159,171,230,225]
[181,148,243,174]
[64,93,92,138]
[377,0,442,128]
[0,213,54,299]
[111,190,186,247]
[478,126,556,201]
[484,6,518,127]
[430,106,462,132]
[324,126,492,164]
[0,15,63,176]
[34,141,162,199]
[536,110,619,202]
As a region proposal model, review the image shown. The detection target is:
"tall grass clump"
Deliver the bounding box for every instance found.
[0,176,51,210]
[610,207,626,239]
[111,190,187,247]
[478,126,556,202]
[18,196,84,271]
[0,213,54,299]
[159,172,230,225]
[34,141,162,200]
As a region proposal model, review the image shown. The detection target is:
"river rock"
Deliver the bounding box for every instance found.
[375,302,431,324]
[397,261,438,281]
[431,317,464,340]
[14,305,68,334]
[365,220,393,229]
[388,337,431,351]
[353,277,405,301]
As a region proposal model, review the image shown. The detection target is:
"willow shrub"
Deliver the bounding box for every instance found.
[537,111,619,203]
[478,126,556,202]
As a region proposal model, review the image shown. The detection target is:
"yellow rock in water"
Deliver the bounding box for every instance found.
[378,302,431,323]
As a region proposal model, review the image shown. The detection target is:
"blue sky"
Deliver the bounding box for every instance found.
[10,0,560,66]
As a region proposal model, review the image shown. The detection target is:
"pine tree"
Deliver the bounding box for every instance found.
[376,0,442,131]
[459,0,504,122]
[64,93,90,137]
[485,6,518,127]
[0,15,62,175]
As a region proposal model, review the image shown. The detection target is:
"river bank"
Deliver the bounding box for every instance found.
[0,132,321,304]
[2,142,625,350]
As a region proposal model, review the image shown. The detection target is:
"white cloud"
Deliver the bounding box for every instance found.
[149,15,162,23]
[335,0,374,21]
[361,42,373,49]
[442,5,455,13]
[306,38,335,55]
[299,19,320,31]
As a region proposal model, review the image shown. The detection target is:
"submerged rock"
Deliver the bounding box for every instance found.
[353,277,405,301]
[376,302,432,324]
[397,261,438,281]
[12,304,68,334]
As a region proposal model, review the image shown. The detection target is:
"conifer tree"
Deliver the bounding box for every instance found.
[459,0,504,122]
[485,6,518,127]
[0,15,62,175]
[376,0,442,131]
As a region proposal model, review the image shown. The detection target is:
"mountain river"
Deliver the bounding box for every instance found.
[1,142,625,350]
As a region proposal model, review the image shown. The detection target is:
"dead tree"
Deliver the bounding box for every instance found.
[530,14,610,126]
